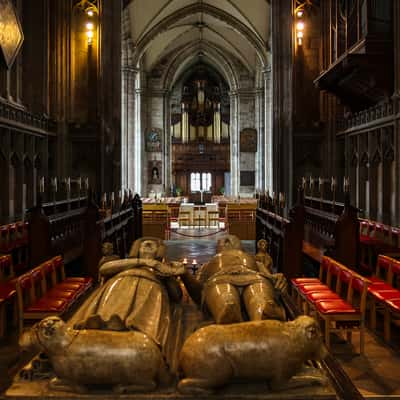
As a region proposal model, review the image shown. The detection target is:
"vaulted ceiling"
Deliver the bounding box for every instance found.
[125,0,270,80]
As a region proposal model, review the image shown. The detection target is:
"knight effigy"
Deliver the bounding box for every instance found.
[17,235,330,396]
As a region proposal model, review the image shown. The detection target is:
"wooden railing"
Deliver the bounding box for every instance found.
[27,192,143,280]
[256,189,360,277]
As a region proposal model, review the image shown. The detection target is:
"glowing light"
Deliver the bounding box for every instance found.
[296,21,304,30]
[87,9,94,17]
[297,31,304,38]
[86,22,94,30]
[297,10,304,17]
[86,30,94,39]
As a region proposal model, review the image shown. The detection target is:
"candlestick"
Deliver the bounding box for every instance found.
[190,259,198,275]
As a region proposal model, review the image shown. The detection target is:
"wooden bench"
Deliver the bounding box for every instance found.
[291,256,370,354]
[226,203,257,240]
[15,255,93,332]
[0,255,17,339]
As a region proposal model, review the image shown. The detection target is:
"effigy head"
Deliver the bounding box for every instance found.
[101,241,114,256]
[216,234,242,253]
[129,237,166,260]
[257,239,268,253]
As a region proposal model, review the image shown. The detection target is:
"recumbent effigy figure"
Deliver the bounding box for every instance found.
[19,237,187,393]
[181,234,287,324]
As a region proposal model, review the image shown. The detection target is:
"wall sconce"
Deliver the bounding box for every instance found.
[86,22,94,45]
[296,20,304,45]
[295,4,305,46]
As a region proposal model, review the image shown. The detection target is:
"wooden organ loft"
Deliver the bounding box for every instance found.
[171,66,230,198]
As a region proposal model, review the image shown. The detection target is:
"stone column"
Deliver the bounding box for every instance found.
[121,67,136,191]
[271,0,293,207]
[229,92,239,196]
[255,87,264,190]
[134,83,143,196]
[163,90,172,193]
[263,67,273,192]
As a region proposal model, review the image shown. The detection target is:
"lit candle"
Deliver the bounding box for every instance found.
[192,259,197,265]
[183,258,188,266]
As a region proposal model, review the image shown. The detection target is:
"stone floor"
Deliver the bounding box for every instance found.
[2,234,400,398]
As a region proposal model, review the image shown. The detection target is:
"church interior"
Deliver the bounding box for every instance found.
[1,0,400,399]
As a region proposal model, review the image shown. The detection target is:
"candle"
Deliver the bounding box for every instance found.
[183,258,188,265]
[192,259,197,265]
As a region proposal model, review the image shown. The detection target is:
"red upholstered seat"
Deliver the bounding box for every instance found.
[306,290,341,303]
[25,297,68,313]
[369,289,400,302]
[64,277,93,288]
[45,288,77,302]
[298,284,329,294]
[291,277,320,285]
[369,276,386,284]
[315,299,357,314]
[386,299,400,313]
[368,282,396,292]
[54,282,85,293]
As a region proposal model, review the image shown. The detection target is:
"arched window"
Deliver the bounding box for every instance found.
[190,172,211,191]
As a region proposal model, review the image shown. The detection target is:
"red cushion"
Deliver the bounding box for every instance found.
[386,299,400,313]
[291,278,320,285]
[298,284,329,294]
[368,282,394,293]
[64,277,93,287]
[45,288,77,302]
[25,297,68,313]
[54,282,85,294]
[369,289,400,302]
[369,276,386,284]
[307,290,341,303]
[315,299,357,314]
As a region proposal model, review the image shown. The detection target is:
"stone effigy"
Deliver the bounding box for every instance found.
[255,238,273,274]
[178,315,327,394]
[19,316,170,393]
[184,234,287,323]
[13,236,333,398]
[72,236,184,352]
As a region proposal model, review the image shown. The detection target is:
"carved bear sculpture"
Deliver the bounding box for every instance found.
[178,315,327,394]
[19,316,170,393]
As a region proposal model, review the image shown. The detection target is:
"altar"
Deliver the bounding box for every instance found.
[177,203,219,228]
